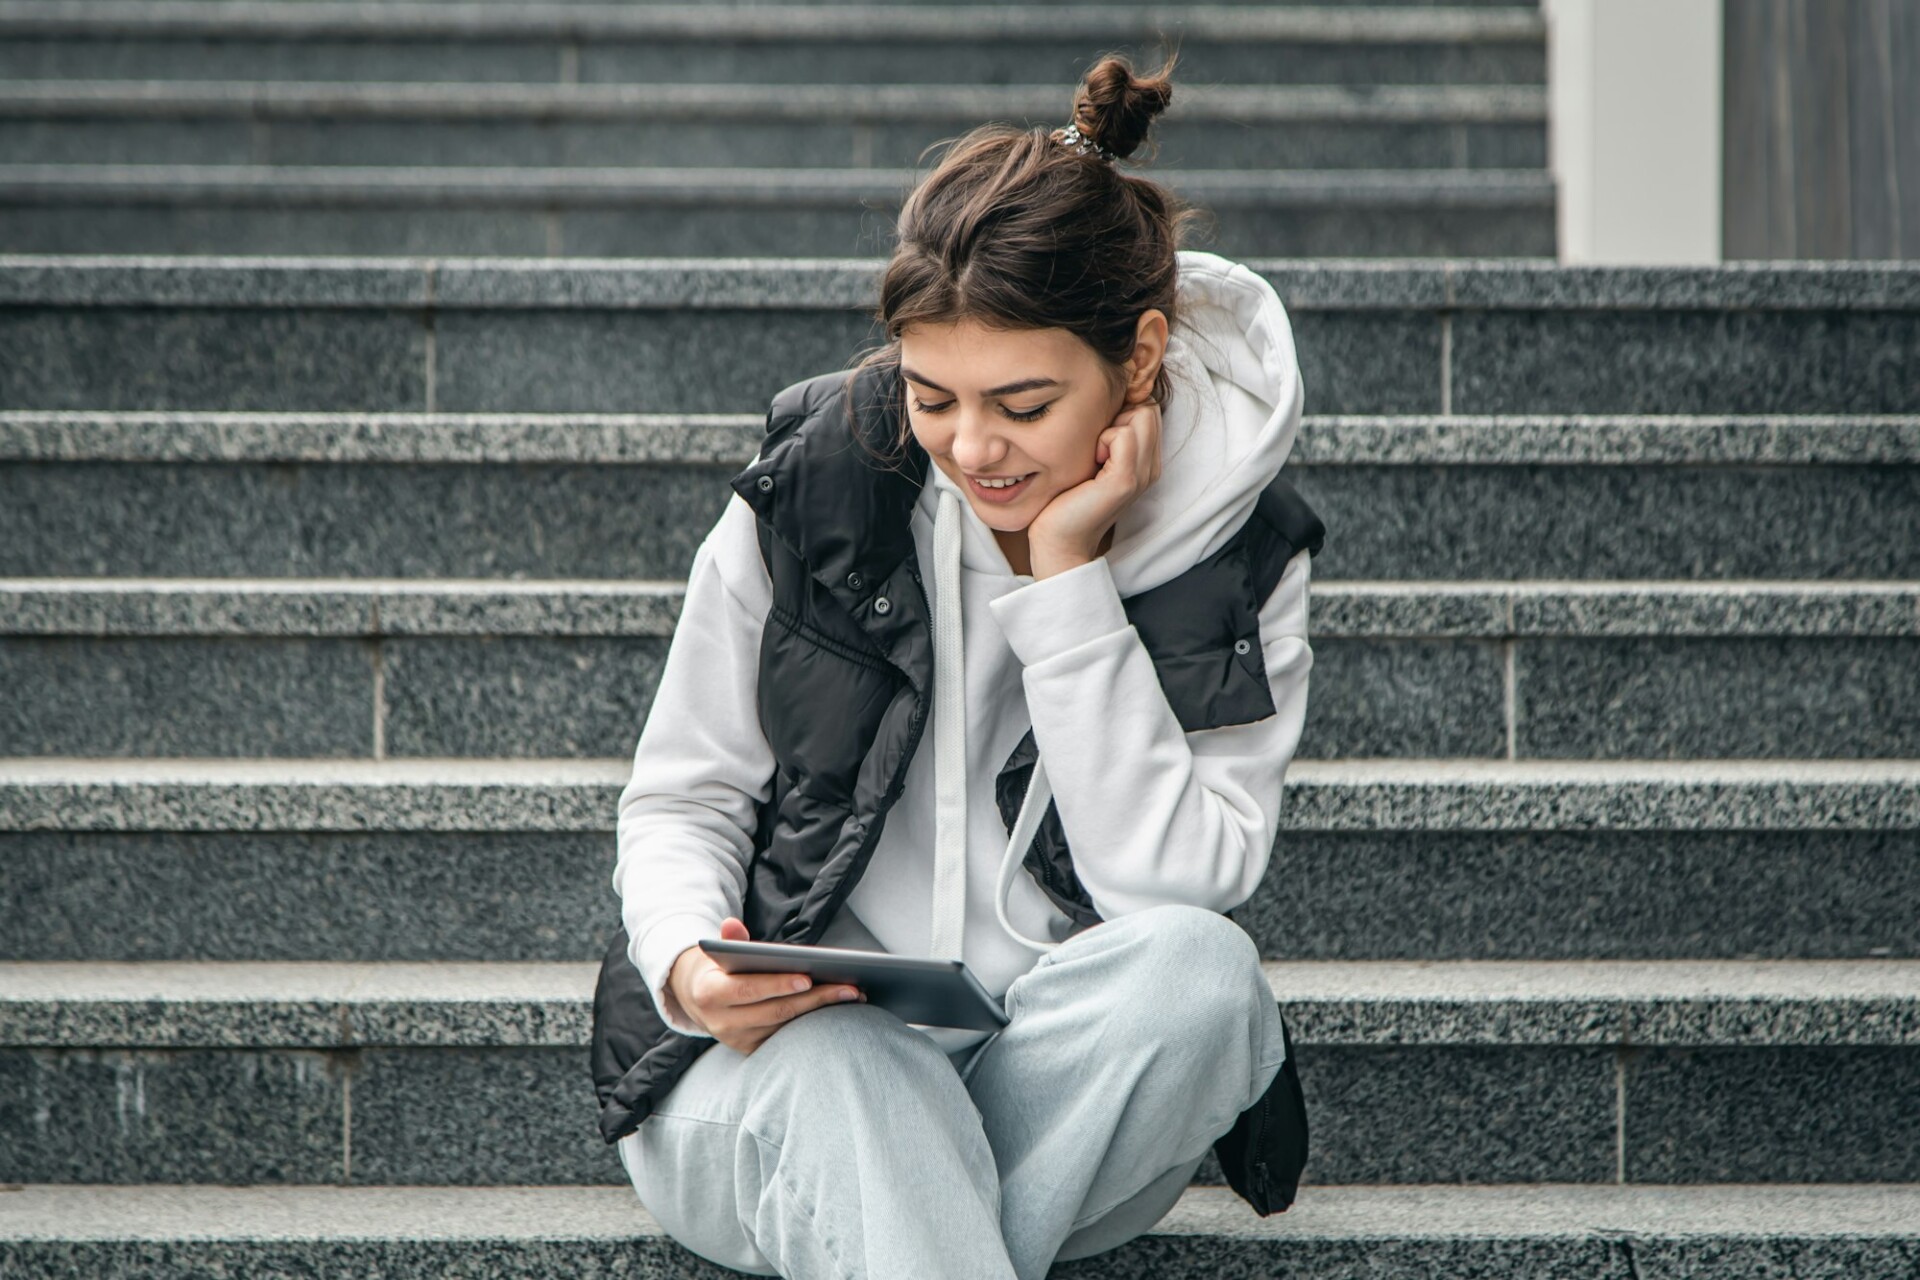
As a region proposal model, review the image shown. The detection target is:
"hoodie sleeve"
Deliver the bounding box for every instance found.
[986,547,1311,917]
[610,491,777,1039]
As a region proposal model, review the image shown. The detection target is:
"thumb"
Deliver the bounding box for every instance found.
[720,916,750,941]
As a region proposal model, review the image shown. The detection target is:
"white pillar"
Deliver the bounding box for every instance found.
[1543,0,1724,264]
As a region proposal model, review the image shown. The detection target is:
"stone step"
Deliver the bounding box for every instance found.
[0,4,1548,86]
[2,957,1917,1185]
[0,164,1557,257]
[145,0,1546,7]
[2,578,1916,761]
[0,81,1549,171]
[4,411,1915,581]
[1,1183,1909,1280]
[4,257,1917,416]
[4,758,1916,962]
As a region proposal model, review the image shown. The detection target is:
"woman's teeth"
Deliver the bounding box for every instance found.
[976,474,1031,488]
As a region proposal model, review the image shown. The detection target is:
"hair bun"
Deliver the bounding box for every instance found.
[1067,51,1177,163]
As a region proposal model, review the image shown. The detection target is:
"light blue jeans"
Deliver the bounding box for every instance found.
[615,903,1288,1280]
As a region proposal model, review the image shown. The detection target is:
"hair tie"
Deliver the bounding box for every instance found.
[1055,122,1117,163]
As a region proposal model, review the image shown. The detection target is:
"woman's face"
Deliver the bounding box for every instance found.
[899,314,1164,535]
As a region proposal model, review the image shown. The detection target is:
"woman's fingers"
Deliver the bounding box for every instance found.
[718,969,825,1005]
[706,982,864,1051]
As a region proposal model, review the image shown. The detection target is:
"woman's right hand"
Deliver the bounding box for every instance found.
[666,916,865,1056]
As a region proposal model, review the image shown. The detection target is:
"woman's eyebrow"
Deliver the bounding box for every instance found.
[901,369,1062,398]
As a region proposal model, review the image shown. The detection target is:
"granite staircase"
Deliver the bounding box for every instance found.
[5,1,1920,1277]
[0,0,1553,257]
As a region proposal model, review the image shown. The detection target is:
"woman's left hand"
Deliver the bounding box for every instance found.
[1026,396,1164,579]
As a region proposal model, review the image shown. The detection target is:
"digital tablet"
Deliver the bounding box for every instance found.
[699,938,1009,1032]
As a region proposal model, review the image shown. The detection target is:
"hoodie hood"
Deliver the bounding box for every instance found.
[916,249,1307,973]
[921,248,1306,595]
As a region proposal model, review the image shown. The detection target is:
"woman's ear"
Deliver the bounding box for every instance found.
[1125,308,1170,404]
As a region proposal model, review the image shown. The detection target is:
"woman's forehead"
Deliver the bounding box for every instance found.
[899,321,1088,385]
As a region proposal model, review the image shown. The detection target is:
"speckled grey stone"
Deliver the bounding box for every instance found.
[0,3,1545,39]
[1452,311,1920,414]
[1288,415,1920,464]
[1448,260,1920,310]
[7,258,1917,312]
[1295,638,1506,757]
[1273,760,1920,831]
[7,410,1914,463]
[0,256,427,308]
[12,958,1913,1050]
[6,758,1914,834]
[431,258,881,311]
[9,826,1919,967]
[1162,201,1556,260]
[0,758,633,833]
[0,81,1546,172]
[1313,584,1920,637]
[0,637,372,757]
[1286,311,1442,412]
[0,308,426,411]
[0,460,736,579]
[14,581,1908,640]
[575,39,1546,91]
[0,182,1553,258]
[432,310,877,414]
[1244,828,1920,961]
[554,204,911,260]
[1295,1046,1616,1182]
[0,203,558,257]
[1515,637,1920,758]
[379,636,668,757]
[3,450,1904,579]
[3,829,615,961]
[1625,1048,1920,1182]
[1292,463,1920,580]
[0,1041,1621,1186]
[346,1047,608,1184]
[0,961,599,1049]
[0,1048,344,1183]
[10,1184,1920,1280]
[0,37,562,85]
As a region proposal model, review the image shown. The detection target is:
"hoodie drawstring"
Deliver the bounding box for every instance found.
[932,485,1062,960]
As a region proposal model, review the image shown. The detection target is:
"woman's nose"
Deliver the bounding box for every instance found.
[948,415,1010,469]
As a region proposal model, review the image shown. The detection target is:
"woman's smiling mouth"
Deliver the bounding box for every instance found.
[967,471,1037,503]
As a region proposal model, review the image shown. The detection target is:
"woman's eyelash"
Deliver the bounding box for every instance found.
[911,398,1050,423]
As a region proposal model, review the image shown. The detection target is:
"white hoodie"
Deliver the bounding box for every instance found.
[612,249,1315,1055]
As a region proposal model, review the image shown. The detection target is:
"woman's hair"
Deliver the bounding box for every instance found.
[846,50,1204,463]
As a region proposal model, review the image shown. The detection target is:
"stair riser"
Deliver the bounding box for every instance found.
[2,1043,1914,1185]
[0,118,1548,171]
[5,305,1917,416]
[0,200,1558,258]
[2,633,1915,759]
[5,1236,1904,1280]
[5,460,1915,580]
[7,828,1918,964]
[0,38,1546,88]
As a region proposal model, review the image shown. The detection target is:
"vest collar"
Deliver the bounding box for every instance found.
[730,360,940,695]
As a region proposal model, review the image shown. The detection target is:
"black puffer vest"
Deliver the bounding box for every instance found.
[591,355,1324,1215]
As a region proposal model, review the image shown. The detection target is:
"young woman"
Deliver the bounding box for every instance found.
[590,52,1319,1280]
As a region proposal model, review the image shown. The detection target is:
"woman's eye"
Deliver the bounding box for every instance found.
[910,398,1050,423]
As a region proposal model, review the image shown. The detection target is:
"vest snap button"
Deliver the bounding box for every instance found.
[1234,638,1253,655]
[847,571,864,591]
[757,475,774,492]
[874,596,892,614]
